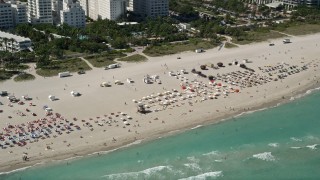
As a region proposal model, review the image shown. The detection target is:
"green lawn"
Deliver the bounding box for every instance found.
[232,31,285,45]
[36,58,92,77]
[281,24,320,36]
[143,40,217,57]
[14,73,35,82]
[85,52,126,67]
[118,54,147,63]
[224,42,238,48]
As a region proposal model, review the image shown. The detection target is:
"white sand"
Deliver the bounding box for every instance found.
[0,34,320,172]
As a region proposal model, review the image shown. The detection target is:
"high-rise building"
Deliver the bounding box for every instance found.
[98,0,126,20]
[127,0,133,11]
[60,0,85,28]
[78,0,88,15]
[133,0,168,18]
[88,0,98,20]
[27,0,53,24]
[79,0,126,21]
[11,2,28,25]
[0,0,14,29]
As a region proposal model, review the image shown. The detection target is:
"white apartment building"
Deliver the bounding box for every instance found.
[133,0,169,18]
[0,31,32,52]
[28,0,53,24]
[282,0,320,8]
[52,0,63,11]
[11,2,28,25]
[60,0,85,28]
[127,0,133,11]
[98,0,126,20]
[0,1,14,29]
[78,0,88,15]
[247,0,320,8]
[247,0,273,4]
[79,0,126,21]
[88,0,98,20]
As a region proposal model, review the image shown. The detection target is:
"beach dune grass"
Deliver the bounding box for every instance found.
[143,40,217,57]
[36,58,92,77]
[224,42,238,48]
[13,73,35,82]
[118,54,148,63]
[281,23,320,36]
[232,30,285,45]
[85,52,126,67]
[0,69,19,81]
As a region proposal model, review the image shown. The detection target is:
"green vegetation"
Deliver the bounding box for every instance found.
[0,70,19,81]
[224,42,238,48]
[13,73,35,82]
[232,30,285,45]
[1,2,319,83]
[85,52,126,67]
[36,58,91,77]
[143,40,217,57]
[281,23,320,36]
[118,54,148,63]
[4,64,29,71]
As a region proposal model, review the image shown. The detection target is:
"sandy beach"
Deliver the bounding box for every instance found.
[0,33,320,173]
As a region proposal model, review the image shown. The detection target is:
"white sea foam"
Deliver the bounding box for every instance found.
[122,140,143,148]
[0,166,32,175]
[214,159,223,162]
[102,165,171,179]
[306,144,318,150]
[183,163,201,171]
[233,107,268,118]
[268,143,279,148]
[187,156,200,163]
[178,171,223,180]
[202,151,219,156]
[62,155,84,161]
[191,125,202,130]
[290,86,320,101]
[290,137,302,142]
[290,147,302,149]
[252,152,276,161]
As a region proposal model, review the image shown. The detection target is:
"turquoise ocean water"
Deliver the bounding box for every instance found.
[1,88,320,180]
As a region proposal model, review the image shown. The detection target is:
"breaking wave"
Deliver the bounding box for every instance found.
[252,152,276,162]
[306,144,318,150]
[102,165,171,179]
[268,143,279,148]
[178,171,223,180]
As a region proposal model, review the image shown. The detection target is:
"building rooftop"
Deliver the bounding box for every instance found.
[117,22,139,26]
[266,2,282,8]
[0,31,31,42]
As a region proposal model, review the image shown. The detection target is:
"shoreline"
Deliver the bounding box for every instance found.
[1,33,320,174]
[1,76,319,174]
